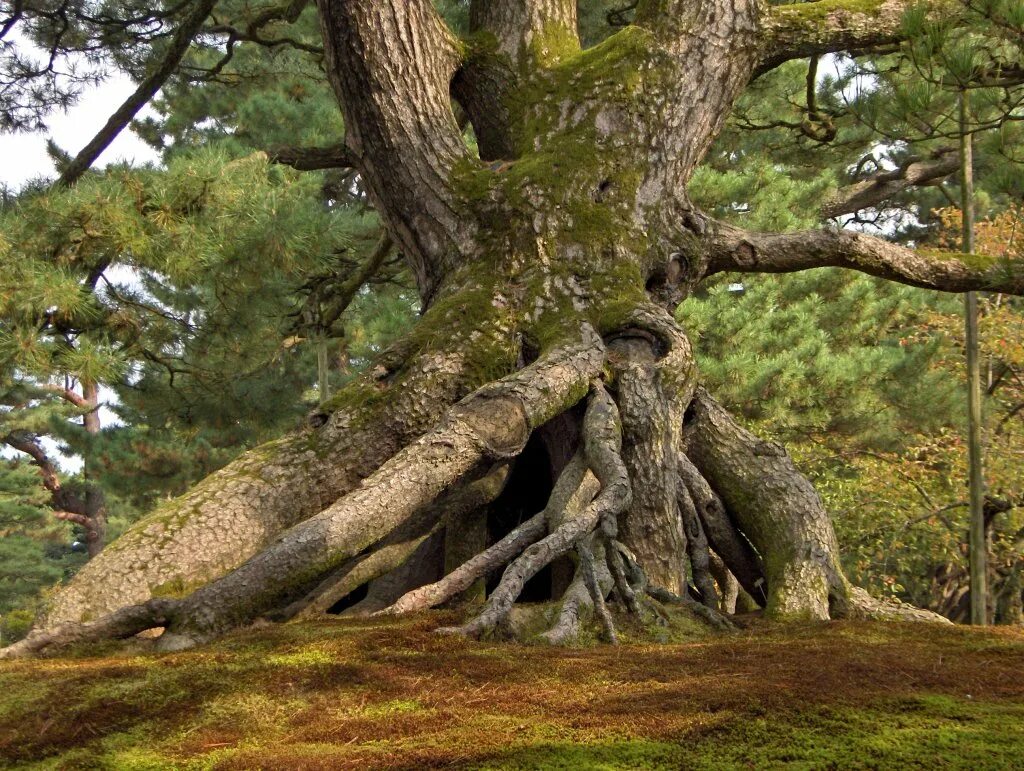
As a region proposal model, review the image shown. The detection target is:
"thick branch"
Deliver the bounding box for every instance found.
[317,0,471,299]
[469,0,579,67]
[704,223,1024,295]
[758,0,938,74]
[822,149,959,218]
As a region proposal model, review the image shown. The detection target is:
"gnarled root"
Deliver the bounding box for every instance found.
[539,542,614,645]
[578,536,619,644]
[610,305,695,595]
[283,462,512,620]
[847,587,952,624]
[677,481,719,610]
[1,334,604,658]
[677,453,766,606]
[646,585,736,632]
[684,387,948,623]
[376,509,548,616]
[438,381,630,639]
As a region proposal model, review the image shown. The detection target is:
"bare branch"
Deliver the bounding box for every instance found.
[703,222,1024,295]
[823,148,960,219]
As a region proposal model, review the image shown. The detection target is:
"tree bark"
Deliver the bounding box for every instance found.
[684,388,851,620]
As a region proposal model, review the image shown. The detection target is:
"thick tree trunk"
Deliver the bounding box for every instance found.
[11,0,995,658]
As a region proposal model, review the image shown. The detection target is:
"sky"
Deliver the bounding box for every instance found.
[0,73,160,189]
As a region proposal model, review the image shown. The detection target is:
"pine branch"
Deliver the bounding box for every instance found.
[822,148,960,219]
[56,0,221,187]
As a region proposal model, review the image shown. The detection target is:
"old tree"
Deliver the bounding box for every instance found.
[5,0,1024,657]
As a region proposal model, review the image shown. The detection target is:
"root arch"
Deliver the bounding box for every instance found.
[2,306,949,660]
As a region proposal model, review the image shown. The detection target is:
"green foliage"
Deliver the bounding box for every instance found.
[689,157,837,232]
[679,269,960,450]
[0,145,414,602]
[0,459,50,530]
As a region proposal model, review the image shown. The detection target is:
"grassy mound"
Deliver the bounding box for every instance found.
[1,612,1022,769]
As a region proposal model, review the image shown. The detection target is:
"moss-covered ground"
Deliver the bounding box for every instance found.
[1,613,1022,769]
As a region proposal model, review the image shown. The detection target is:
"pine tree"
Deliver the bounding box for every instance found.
[2,0,1023,658]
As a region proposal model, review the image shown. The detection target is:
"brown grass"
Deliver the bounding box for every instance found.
[1,611,1022,769]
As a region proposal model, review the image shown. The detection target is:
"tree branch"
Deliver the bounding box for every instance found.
[703,222,1024,295]
[266,142,357,171]
[469,0,579,67]
[37,383,89,409]
[758,0,941,75]
[56,0,220,187]
[317,0,472,300]
[2,432,62,495]
[822,148,960,219]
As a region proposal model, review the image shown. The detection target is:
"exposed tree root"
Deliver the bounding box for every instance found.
[1,322,954,659]
[438,382,630,639]
[609,305,695,595]
[578,537,619,644]
[284,462,512,620]
[684,388,950,624]
[677,453,767,605]
[539,548,614,645]
[0,335,603,658]
[0,599,176,659]
[646,585,737,632]
[380,452,598,617]
[677,481,719,609]
[708,551,741,614]
[605,537,643,616]
[684,388,850,620]
[847,587,952,624]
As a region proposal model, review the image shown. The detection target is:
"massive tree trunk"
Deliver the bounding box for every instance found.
[10,0,1017,658]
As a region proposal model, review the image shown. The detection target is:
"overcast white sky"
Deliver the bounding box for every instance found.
[0,74,160,189]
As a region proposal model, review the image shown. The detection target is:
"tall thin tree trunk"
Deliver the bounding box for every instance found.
[81,380,107,558]
[960,90,987,626]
